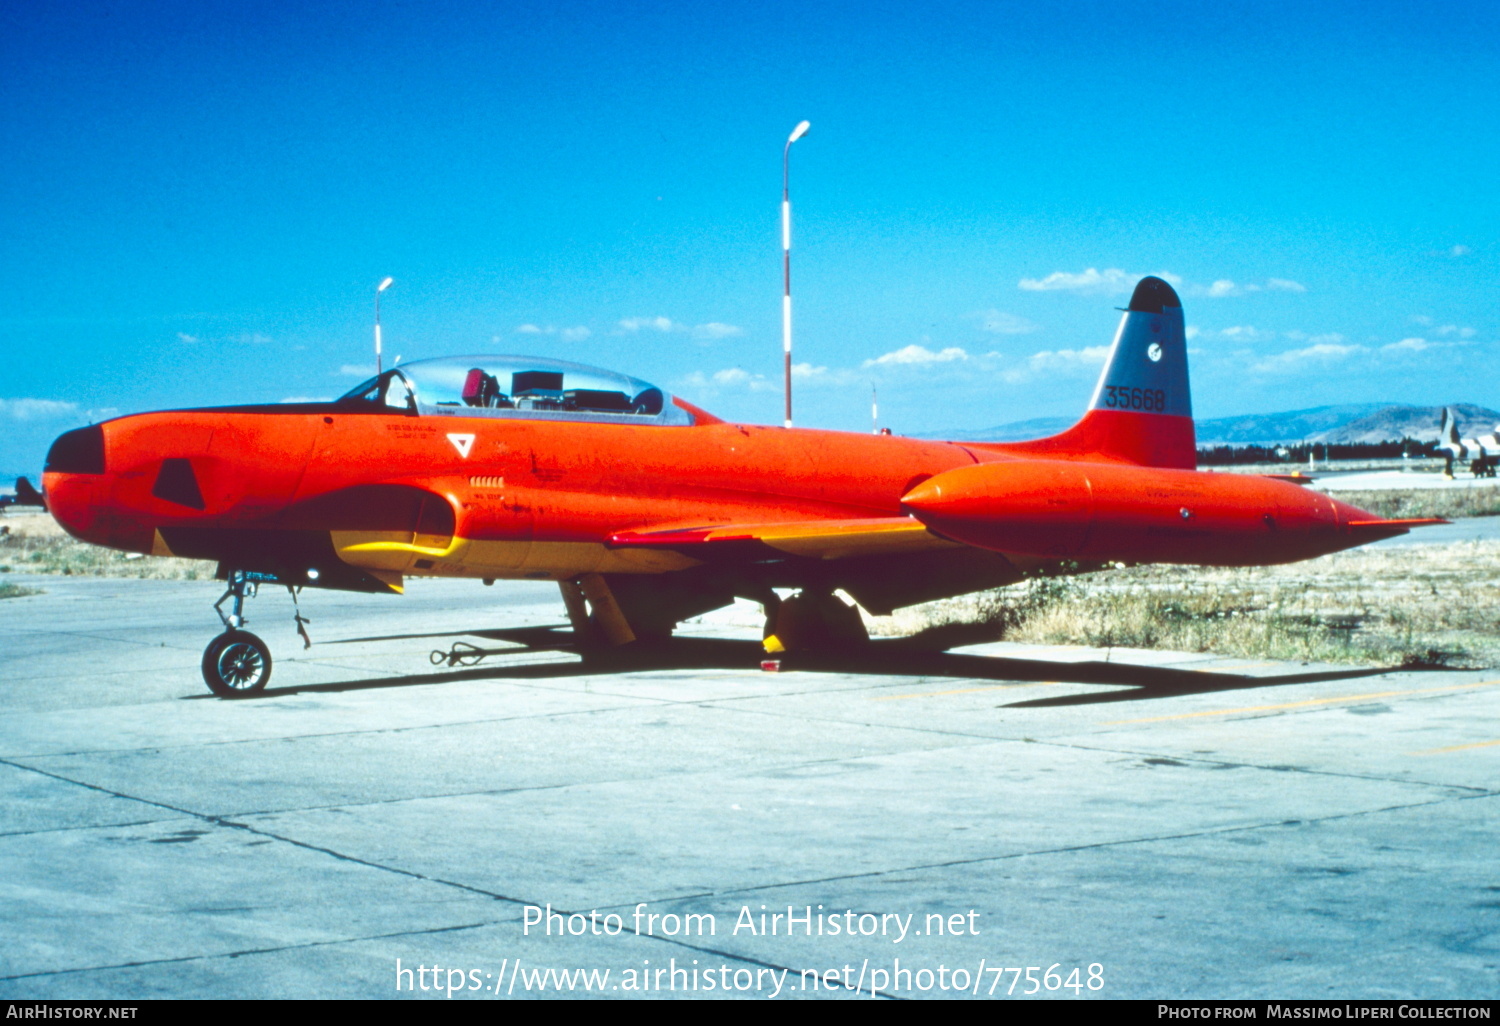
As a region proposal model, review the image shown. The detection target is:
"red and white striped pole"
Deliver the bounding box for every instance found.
[374,276,393,375]
[782,120,810,428]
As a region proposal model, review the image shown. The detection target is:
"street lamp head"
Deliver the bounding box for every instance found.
[377,277,394,293]
[787,120,811,144]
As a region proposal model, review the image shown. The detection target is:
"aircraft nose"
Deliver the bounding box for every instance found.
[42,425,108,541]
[46,424,106,475]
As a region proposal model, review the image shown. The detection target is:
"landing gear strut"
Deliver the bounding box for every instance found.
[202,570,272,697]
[763,590,869,655]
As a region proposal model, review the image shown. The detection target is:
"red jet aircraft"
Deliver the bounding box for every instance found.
[43,277,1437,696]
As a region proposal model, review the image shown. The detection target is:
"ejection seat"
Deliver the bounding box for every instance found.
[460,368,509,408]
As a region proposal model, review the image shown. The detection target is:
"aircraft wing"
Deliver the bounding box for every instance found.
[607,516,961,561]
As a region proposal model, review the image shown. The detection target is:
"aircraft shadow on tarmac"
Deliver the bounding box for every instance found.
[186,621,1422,705]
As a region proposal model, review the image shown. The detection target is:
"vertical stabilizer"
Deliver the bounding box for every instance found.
[987,276,1196,468]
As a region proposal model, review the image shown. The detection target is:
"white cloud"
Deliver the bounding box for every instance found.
[619,316,744,340]
[681,368,777,394]
[1024,346,1110,373]
[793,363,862,387]
[974,310,1039,335]
[863,344,969,368]
[790,362,828,379]
[691,322,743,340]
[0,398,80,421]
[1211,325,1274,341]
[1434,324,1476,339]
[516,324,591,341]
[1019,268,1182,294]
[176,332,199,344]
[997,346,1109,384]
[1019,268,1133,293]
[338,364,376,377]
[1451,244,1472,257]
[238,332,273,345]
[1252,342,1367,373]
[1383,337,1432,353]
[1199,325,1333,343]
[1189,277,1305,298]
[618,316,676,333]
[1185,325,1201,340]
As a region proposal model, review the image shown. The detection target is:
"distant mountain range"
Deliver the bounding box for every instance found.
[924,403,1500,446]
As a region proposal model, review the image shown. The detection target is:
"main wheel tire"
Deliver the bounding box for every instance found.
[202,630,272,697]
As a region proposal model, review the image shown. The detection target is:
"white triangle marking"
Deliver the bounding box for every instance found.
[447,433,475,459]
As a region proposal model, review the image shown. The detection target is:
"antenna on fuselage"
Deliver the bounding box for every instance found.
[374,277,394,375]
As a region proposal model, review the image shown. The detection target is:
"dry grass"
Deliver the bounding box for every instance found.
[1328,487,1500,521]
[0,512,214,581]
[875,540,1500,667]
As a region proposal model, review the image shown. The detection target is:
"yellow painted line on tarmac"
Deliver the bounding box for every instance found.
[1199,661,1279,673]
[1104,679,1500,726]
[872,682,1060,702]
[1409,738,1500,756]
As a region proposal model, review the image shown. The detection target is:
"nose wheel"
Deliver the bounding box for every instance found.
[201,569,282,697]
[202,630,272,697]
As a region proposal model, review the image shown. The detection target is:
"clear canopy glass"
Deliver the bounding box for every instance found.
[338,356,693,426]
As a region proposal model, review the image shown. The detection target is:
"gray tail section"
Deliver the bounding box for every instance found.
[1087,276,1192,420]
[989,276,1196,469]
[1440,407,1466,458]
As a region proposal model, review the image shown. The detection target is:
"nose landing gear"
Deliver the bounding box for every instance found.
[202,570,274,697]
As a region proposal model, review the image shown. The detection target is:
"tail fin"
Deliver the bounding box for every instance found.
[988,276,1196,469]
[1439,407,1465,457]
[15,477,45,509]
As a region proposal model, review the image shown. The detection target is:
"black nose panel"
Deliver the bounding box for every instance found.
[45,425,105,475]
[152,458,206,510]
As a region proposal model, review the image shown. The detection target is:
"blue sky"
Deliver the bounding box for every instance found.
[2,0,1497,473]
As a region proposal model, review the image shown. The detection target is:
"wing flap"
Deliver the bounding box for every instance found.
[607,517,959,560]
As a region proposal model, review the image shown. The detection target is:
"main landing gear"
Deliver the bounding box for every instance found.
[201,570,309,697]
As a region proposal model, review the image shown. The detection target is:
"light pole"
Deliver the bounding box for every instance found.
[782,120,810,428]
[374,277,394,375]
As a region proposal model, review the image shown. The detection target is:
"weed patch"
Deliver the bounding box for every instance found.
[876,540,1500,667]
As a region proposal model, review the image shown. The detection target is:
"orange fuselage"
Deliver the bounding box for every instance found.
[44,401,1401,606]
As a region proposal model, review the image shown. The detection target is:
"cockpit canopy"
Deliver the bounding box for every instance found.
[338,356,694,426]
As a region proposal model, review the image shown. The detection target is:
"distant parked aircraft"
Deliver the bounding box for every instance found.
[1438,408,1500,478]
[0,477,45,511]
